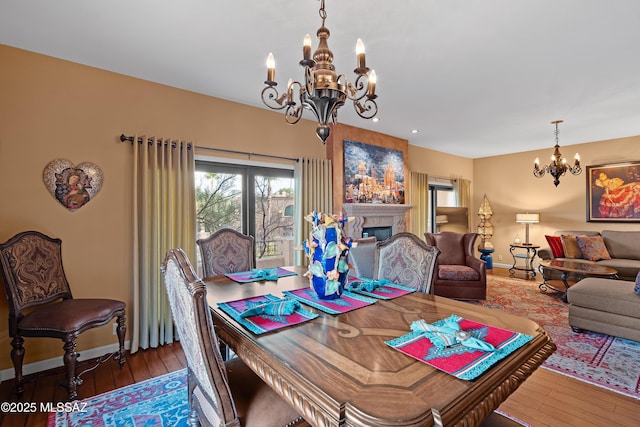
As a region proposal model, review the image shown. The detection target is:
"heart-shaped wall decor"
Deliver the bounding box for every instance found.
[43,159,103,212]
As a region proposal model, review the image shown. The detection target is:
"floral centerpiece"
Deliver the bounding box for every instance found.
[302,211,353,300]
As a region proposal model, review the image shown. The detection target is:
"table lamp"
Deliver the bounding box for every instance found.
[515,213,540,245]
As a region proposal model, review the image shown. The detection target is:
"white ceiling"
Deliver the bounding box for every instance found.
[2,0,640,158]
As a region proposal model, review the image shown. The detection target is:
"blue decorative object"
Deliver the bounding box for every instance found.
[303,212,352,299]
[478,248,495,270]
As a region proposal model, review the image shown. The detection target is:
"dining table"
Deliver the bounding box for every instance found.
[204,266,556,427]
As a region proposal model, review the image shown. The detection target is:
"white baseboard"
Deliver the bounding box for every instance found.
[491,263,512,269]
[0,340,131,383]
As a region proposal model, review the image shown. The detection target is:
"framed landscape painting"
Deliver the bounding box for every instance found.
[586,160,640,222]
[343,139,405,204]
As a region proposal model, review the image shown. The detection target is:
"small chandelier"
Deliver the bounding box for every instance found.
[261,0,378,144]
[533,120,581,187]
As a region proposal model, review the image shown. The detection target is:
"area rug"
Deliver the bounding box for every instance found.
[48,369,189,427]
[468,275,640,399]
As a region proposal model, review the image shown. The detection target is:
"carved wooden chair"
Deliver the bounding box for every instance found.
[196,228,255,277]
[0,231,126,401]
[161,248,309,427]
[425,231,487,300]
[373,232,440,294]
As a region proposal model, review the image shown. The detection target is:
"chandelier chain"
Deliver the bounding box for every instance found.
[319,0,327,24]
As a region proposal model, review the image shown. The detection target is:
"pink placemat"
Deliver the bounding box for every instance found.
[217,294,318,334]
[282,288,377,315]
[346,279,416,300]
[225,267,297,283]
[385,314,532,380]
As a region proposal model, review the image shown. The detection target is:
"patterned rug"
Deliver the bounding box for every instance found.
[48,369,189,426]
[468,275,640,399]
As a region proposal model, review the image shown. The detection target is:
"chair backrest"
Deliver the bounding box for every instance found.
[374,232,440,294]
[197,228,255,277]
[425,232,478,265]
[0,231,73,336]
[161,248,239,426]
[348,240,377,279]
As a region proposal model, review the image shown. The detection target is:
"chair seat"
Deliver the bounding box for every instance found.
[192,358,308,427]
[225,357,306,426]
[438,265,480,281]
[19,299,125,336]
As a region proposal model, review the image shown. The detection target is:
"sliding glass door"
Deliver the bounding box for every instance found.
[195,161,294,271]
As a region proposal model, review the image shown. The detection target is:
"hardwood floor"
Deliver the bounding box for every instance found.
[0,277,637,426]
[0,343,187,427]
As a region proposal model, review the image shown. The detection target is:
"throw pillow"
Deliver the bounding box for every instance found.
[560,234,584,259]
[545,235,564,258]
[576,235,611,261]
[635,272,640,296]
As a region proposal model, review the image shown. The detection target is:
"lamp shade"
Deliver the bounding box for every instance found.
[515,213,540,224]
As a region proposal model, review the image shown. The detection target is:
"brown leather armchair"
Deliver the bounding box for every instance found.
[425,231,487,300]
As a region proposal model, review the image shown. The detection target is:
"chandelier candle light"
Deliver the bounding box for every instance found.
[261,0,378,143]
[533,120,582,187]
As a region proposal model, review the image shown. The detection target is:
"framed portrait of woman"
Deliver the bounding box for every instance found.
[586,161,640,222]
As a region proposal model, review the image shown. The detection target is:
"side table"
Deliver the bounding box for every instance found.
[509,244,540,279]
[478,248,495,270]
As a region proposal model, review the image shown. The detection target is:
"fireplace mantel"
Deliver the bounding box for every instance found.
[342,203,412,239]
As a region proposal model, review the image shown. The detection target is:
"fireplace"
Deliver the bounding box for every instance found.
[342,203,412,239]
[362,226,392,241]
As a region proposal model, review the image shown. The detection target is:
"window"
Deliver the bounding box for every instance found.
[195,161,295,270]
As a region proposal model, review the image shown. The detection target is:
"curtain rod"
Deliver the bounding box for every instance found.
[429,175,458,182]
[120,134,298,162]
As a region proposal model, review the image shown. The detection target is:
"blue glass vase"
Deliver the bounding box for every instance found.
[304,213,351,300]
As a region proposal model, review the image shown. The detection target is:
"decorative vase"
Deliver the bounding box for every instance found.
[303,212,352,300]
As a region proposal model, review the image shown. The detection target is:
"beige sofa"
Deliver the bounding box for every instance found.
[538,230,640,281]
[567,277,640,342]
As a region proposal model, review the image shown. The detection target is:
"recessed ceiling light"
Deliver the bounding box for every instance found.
[372,117,380,123]
[411,129,419,134]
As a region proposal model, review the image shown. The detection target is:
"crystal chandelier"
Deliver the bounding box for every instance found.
[533,120,581,187]
[260,0,378,143]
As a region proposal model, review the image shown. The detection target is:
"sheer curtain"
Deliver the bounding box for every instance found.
[293,158,333,265]
[131,135,196,353]
[409,171,429,238]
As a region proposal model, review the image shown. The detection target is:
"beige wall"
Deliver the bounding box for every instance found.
[408,145,474,181]
[473,135,640,266]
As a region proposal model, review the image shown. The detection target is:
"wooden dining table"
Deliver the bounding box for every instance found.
[204,266,556,427]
